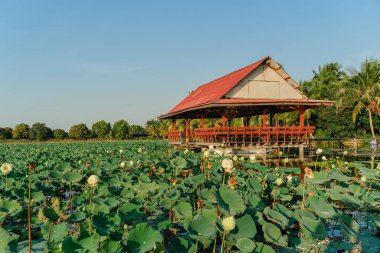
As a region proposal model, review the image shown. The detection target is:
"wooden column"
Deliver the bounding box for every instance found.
[201,116,205,142]
[185,119,189,143]
[201,117,205,128]
[262,112,267,127]
[222,111,226,128]
[299,108,305,127]
[170,119,176,142]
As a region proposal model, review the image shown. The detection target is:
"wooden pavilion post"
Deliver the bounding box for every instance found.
[201,115,205,142]
[185,119,189,143]
[299,107,305,127]
[262,111,267,127]
[221,111,226,128]
[171,119,176,142]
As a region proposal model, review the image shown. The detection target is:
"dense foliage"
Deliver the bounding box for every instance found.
[0,141,379,252]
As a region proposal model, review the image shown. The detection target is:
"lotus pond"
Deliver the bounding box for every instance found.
[0,140,379,252]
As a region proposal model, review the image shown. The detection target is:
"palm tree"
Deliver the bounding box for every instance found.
[337,59,380,138]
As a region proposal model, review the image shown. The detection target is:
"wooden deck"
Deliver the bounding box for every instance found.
[168,126,315,146]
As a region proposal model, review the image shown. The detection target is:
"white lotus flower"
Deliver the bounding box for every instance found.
[0,163,12,175]
[283,158,289,164]
[209,145,214,150]
[360,176,366,182]
[184,149,189,154]
[316,148,323,155]
[249,154,256,162]
[222,216,236,231]
[287,174,293,183]
[276,178,283,186]
[233,155,238,161]
[343,150,348,155]
[138,148,142,153]
[239,156,245,161]
[87,175,100,187]
[129,160,134,167]
[221,143,225,147]
[322,156,327,161]
[203,150,210,158]
[222,159,234,174]
[120,162,126,168]
[279,151,283,156]
[119,149,123,154]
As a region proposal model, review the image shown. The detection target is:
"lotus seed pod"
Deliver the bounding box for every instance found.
[120,162,126,168]
[0,163,12,175]
[222,159,234,174]
[87,175,100,187]
[276,178,283,186]
[222,216,236,231]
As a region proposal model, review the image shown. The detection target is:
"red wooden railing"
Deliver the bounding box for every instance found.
[168,126,315,145]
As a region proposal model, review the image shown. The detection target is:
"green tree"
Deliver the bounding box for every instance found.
[69,124,91,140]
[12,123,30,139]
[129,125,147,137]
[92,120,111,138]
[53,129,67,140]
[337,59,380,138]
[112,120,130,139]
[0,127,13,139]
[145,119,161,138]
[29,122,53,141]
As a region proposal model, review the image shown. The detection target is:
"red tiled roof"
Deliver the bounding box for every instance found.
[215,98,334,106]
[168,56,270,114]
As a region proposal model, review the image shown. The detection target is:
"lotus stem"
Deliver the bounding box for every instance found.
[212,237,217,253]
[221,230,226,253]
[5,174,7,190]
[46,223,53,253]
[365,180,373,197]
[301,180,306,210]
[222,172,226,186]
[194,239,198,253]
[272,185,278,208]
[28,172,32,253]
[88,187,94,235]
[69,182,73,210]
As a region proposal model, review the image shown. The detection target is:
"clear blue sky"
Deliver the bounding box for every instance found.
[1,1,379,130]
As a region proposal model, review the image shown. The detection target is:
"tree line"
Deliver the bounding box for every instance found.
[145,58,380,139]
[0,120,147,141]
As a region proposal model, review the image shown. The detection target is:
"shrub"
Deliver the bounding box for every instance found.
[29,122,53,141]
[92,120,111,138]
[53,129,67,140]
[0,127,13,139]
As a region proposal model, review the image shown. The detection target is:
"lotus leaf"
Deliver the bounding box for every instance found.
[41,222,68,243]
[236,238,255,252]
[127,223,162,253]
[172,201,193,221]
[216,186,246,216]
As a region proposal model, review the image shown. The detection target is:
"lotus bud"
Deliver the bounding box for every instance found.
[138,148,142,153]
[284,158,289,164]
[249,154,256,162]
[275,167,279,172]
[87,175,100,187]
[222,159,234,174]
[129,160,134,167]
[184,149,189,154]
[233,155,238,161]
[287,174,293,183]
[203,150,210,158]
[239,156,244,161]
[120,162,126,168]
[209,145,214,150]
[345,162,348,165]
[304,167,314,179]
[276,178,283,186]
[316,148,323,155]
[119,149,124,154]
[222,216,236,231]
[0,163,13,175]
[322,156,327,161]
[279,151,283,156]
[360,176,366,182]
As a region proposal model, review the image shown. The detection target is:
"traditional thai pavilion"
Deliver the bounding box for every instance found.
[159,56,333,151]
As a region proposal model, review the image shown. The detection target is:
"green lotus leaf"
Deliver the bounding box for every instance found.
[62,171,83,184]
[198,207,218,223]
[42,207,60,223]
[262,223,287,247]
[41,222,68,243]
[340,214,360,243]
[92,213,117,236]
[236,238,256,252]
[228,214,257,241]
[101,240,123,253]
[170,156,187,169]
[169,236,194,253]
[308,196,336,219]
[172,201,193,221]
[61,236,82,252]
[0,227,19,253]
[252,242,275,253]
[188,214,216,242]
[309,170,329,184]
[68,211,86,223]
[263,207,289,229]
[0,199,21,214]
[299,216,327,239]
[353,162,377,179]
[127,223,162,253]
[216,186,246,216]
[274,204,293,220]
[117,203,142,222]
[247,178,263,193]
[77,232,100,251]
